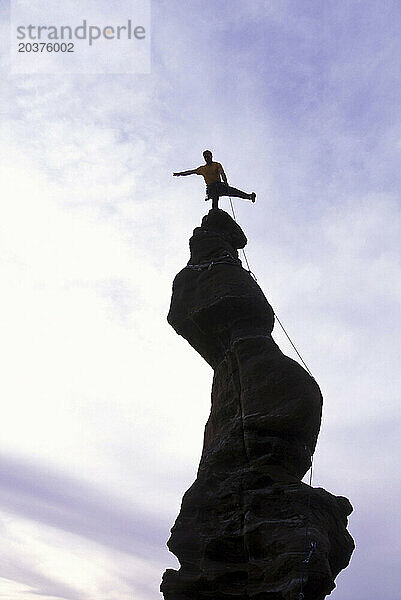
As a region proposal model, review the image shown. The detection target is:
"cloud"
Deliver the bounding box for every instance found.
[0,454,173,600]
[0,564,82,600]
[0,453,167,557]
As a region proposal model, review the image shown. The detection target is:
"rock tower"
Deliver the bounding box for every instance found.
[161,209,354,600]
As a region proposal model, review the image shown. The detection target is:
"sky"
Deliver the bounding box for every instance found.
[1,0,400,598]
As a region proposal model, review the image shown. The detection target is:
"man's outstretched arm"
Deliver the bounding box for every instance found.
[173,169,197,176]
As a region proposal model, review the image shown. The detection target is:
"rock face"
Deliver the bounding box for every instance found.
[161,209,354,600]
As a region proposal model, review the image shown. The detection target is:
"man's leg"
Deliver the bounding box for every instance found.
[206,183,220,209]
[223,185,256,202]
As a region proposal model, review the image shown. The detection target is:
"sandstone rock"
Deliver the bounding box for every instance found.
[162,209,354,599]
[168,210,274,368]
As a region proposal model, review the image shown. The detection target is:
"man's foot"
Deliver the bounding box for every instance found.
[250,192,256,203]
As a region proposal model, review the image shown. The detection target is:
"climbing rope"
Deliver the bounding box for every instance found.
[299,449,316,600]
[274,314,314,379]
[228,197,257,278]
[227,196,315,379]
[218,195,317,596]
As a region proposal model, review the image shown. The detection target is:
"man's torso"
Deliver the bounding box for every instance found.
[196,162,223,185]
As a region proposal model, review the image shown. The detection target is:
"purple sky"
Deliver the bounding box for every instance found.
[1,1,400,599]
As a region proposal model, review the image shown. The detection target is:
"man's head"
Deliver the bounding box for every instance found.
[203,150,213,164]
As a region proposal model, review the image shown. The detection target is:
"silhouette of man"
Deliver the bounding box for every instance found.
[173,150,256,209]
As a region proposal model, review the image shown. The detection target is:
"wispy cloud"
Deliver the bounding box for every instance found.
[0,454,171,600]
[0,453,167,557]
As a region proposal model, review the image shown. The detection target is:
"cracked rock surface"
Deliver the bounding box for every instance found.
[161,209,354,600]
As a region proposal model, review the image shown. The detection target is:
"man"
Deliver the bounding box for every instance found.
[173,150,256,210]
